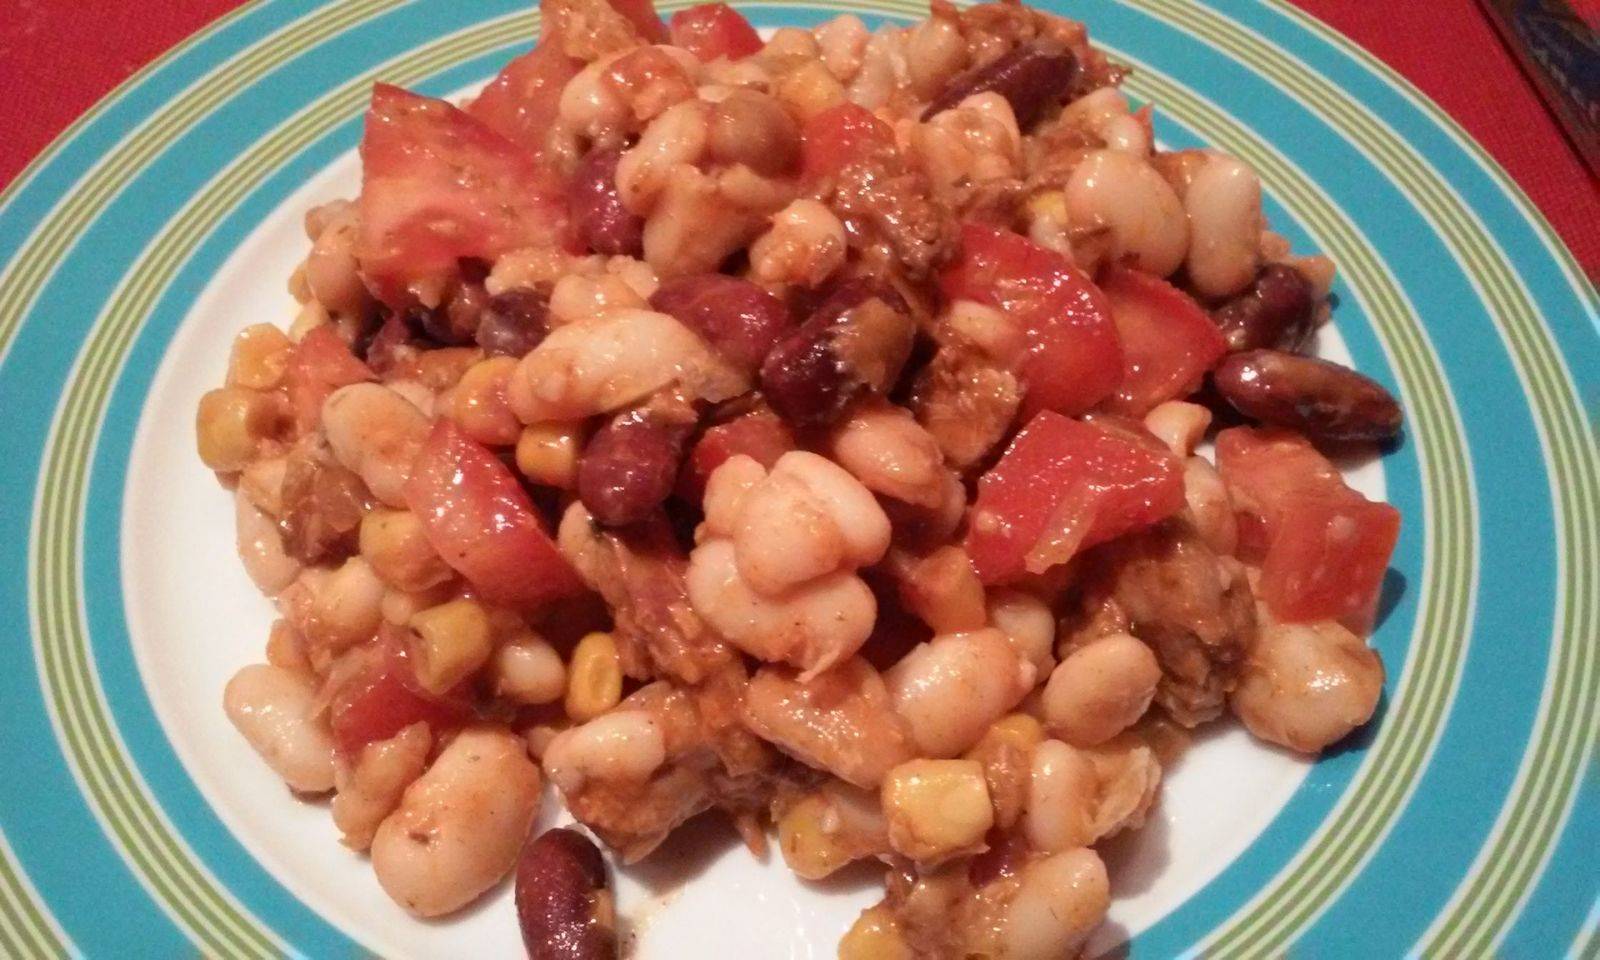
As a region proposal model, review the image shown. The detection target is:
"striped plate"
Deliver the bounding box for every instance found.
[0,0,1594,956]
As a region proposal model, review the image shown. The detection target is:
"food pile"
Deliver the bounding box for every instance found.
[197,0,1403,954]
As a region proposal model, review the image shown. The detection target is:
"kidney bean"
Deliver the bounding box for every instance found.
[579,396,697,526]
[1213,349,1403,443]
[648,274,793,371]
[759,280,915,428]
[516,827,617,960]
[476,288,551,357]
[356,314,417,374]
[921,42,1079,128]
[570,148,644,257]
[1212,263,1316,352]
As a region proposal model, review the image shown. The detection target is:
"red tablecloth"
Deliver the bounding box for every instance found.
[2,0,1595,279]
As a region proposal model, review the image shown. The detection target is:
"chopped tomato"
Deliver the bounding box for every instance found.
[669,3,763,61]
[466,41,581,159]
[329,628,471,754]
[405,420,585,607]
[1215,426,1400,632]
[285,326,374,430]
[676,410,796,502]
[940,224,1123,417]
[800,103,897,182]
[965,411,1184,584]
[356,84,569,307]
[592,0,668,42]
[1097,266,1226,416]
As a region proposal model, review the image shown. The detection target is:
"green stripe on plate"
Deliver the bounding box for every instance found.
[0,0,407,368]
[29,15,535,959]
[0,831,69,960]
[1127,0,1600,954]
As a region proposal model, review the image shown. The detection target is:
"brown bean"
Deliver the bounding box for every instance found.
[1212,263,1316,352]
[570,148,644,257]
[516,827,617,960]
[578,395,697,526]
[759,280,915,427]
[921,42,1078,128]
[707,90,801,177]
[1213,349,1402,443]
[648,274,793,371]
[476,289,550,358]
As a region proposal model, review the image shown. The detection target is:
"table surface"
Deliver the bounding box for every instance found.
[2,0,1596,279]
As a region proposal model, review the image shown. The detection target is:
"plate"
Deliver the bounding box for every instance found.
[0,1,1594,957]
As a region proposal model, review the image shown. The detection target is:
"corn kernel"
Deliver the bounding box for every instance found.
[565,632,622,721]
[360,508,453,592]
[986,713,1046,753]
[227,323,294,390]
[447,356,521,446]
[515,422,583,490]
[1025,189,1069,223]
[407,598,493,694]
[881,759,993,864]
[838,906,913,960]
[776,786,888,881]
[196,387,284,472]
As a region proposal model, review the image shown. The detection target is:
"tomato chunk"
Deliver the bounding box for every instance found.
[357,84,569,307]
[285,326,374,431]
[466,41,581,159]
[669,3,763,61]
[1098,266,1227,416]
[940,224,1123,417]
[676,409,797,502]
[966,411,1184,584]
[1215,426,1400,631]
[405,420,585,606]
[329,629,471,754]
[800,103,897,182]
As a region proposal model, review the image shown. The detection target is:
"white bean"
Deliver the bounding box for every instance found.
[732,451,890,596]
[700,454,766,539]
[371,726,542,917]
[235,492,300,594]
[1102,113,1151,155]
[542,710,666,793]
[1143,400,1212,457]
[1183,456,1238,556]
[642,167,767,278]
[1001,848,1110,960]
[749,199,848,288]
[1231,619,1384,754]
[815,14,869,80]
[616,99,709,215]
[987,588,1056,678]
[493,637,568,706]
[1041,633,1161,746]
[1022,739,1097,853]
[827,401,951,509]
[686,537,876,678]
[321,383,430,507]
[1065,149,1189,277]
[1185,154,1263,298]
[547,272,649,327]
[304,556,386,651]
[224,664,336,793]
[304,213,371,317]
[508,308,747,422]
[332,723,431,851]
[884,629,1036,758]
